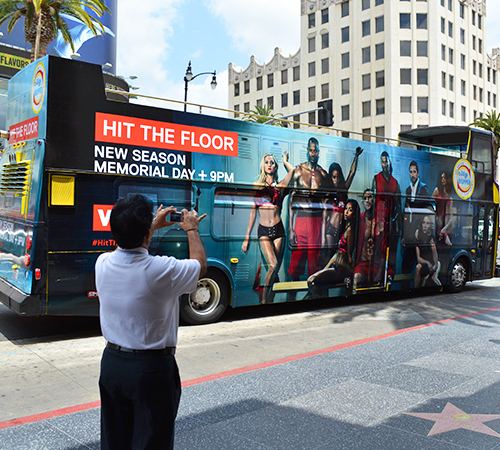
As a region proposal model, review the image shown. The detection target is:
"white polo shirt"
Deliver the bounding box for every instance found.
[95,247,201,349]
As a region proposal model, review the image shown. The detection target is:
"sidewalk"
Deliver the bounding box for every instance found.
[2,306,500,449]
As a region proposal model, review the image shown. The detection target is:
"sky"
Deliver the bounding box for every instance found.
[116,0,500,117]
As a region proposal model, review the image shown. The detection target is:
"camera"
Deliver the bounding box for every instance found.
[169,212,183,222]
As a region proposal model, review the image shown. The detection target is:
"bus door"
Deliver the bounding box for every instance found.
[473,205,495,278]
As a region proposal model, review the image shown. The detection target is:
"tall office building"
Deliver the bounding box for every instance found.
[228,0,499,141]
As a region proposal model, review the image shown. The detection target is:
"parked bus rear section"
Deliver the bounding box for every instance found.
[0,57,496,324]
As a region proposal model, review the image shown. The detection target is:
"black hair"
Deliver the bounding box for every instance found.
[110,194,153,249]
[307,137,319,151]
[328,162,347,202]
[340,198,360,263]
[409,160,419,172]
[436,170,453,195]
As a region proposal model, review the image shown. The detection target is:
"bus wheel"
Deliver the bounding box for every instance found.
[180,269,229,325]
[448,259,468,293]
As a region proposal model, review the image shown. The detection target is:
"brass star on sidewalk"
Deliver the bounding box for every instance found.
[403,403,500,437]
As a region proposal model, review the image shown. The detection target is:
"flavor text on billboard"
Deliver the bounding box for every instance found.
[95,113,238,157]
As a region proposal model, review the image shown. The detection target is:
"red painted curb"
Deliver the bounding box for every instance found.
[1,305,499,430]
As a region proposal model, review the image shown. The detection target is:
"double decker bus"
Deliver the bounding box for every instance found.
[0,56,496,324]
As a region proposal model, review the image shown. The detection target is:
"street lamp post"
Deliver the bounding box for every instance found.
[184,61,217,112]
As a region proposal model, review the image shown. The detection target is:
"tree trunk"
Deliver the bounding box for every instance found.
[30,41,47,62]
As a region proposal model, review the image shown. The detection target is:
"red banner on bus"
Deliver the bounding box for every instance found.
[95,112,238,157]
[9,116,39,144]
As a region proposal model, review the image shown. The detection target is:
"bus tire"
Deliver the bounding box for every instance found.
[180,268,229,325]
[448,258,468,293]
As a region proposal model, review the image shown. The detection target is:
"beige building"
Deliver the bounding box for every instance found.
[228,0,500,141]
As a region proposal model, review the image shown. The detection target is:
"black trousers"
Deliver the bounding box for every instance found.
[99,347,181,450]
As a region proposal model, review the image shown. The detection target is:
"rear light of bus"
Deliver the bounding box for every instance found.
[24,254,30,266]
[35,268,41,280]
[26,237,32,250]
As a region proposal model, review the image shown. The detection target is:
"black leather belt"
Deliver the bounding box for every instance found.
[106,342,176,356]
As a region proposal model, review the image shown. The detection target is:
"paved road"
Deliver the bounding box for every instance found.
[1,280,499,423]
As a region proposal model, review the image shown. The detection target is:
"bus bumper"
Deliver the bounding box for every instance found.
[0,278,40,316]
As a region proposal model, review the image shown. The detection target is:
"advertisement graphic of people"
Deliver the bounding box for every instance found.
[308,199,359,297]
[372,151,401,282]
[287,138,330,286]
[432,170,453,247]
[414,215,441,287]
[242,153,294,304]
[323,147,363,251]
[402,161,430,276]
[353,189,380,289]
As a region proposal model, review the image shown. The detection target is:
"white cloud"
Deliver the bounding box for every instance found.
[206,0,301,64]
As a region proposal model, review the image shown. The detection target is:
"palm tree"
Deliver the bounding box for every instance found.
[0,0,110,61]
[244,104,285,127]
[470,110,500,158]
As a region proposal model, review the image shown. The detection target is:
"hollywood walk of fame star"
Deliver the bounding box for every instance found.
[403,402,500,437]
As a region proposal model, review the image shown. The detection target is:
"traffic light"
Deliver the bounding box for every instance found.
[318,99,334,126]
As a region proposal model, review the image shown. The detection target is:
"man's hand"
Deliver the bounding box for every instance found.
[151,205,177,231]
[179,209,207,233]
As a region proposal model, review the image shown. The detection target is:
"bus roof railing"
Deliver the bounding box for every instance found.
[104,89,465,155]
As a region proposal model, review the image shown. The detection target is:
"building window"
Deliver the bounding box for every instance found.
[400,13,411,29]
[376,98,385,115]
[401,125,412,132]
[342,132,350,138]
[362,101,371,117]
[417,14,428,29]
[460,28,465,45]
[342,105,350,121]
[281,93,288,108]
[442,99,446,115]
[309,112,316,125]
[308,37,316,53]
[449,102,454,118]
[376,70,385,87]
[267,96,274,109]
[400,40,411,57]
[256,98,262,107]
[441,45,446,61]
[256,76,262,91]
[472,11,475,26]
[479,87,483,102]
[441,17,445,33]
[268,74,274,88]
[494,94,497,108]
[461,80,466,95]
[448,48,453,65]
[308,62,316,77]
[362,73,371,90]
[401,96,412,113]
[478,14,482,29]
[417,69,428,85]
[341,52,350,69]
[234,83,240,97]
[308,13,315,28]
[234,104,239,118]
[321,58,329,74]
[461,106,466,122]
[321,8,329,24]
[322,33,329,49]
[341,78,350,95]
[449,75,454,91]
[282,69,288,84]
[293,90,300,105]
[341,1,349,17]
[494,71,497,85]
[461,54,465,70]
[342,26,349,43]
[442,71,446,88]
[472,35,476,50]
[244,102,250,113]
[401,68,411,85]
[293,115,300,129]
[417,41,428,57]
[417,97,429,113]
[488,91,491,106]
[448,0,452,11]
[308,86,316,102]
[362,20,370,37]
[447,20,452,37]
[362,46,371,63]
[321,83,329,99]
[375,16,384,33]
[473,85,477,100]
[363,128,371,141]
[488,68,491,82]
[293,66,300,81]
[479,63,483,78]
[473,60,476,75]
[375,0,383,5]
[375,126,385,143]
[362,0,370,10]
[244,80,250,94]
[460,3,464,18]
[375,43,384,60]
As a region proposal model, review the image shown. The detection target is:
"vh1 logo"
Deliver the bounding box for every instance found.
[93,204,113,231]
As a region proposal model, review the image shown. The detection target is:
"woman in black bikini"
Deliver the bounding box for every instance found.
[242,153,293,303]
[308,199,360,297]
